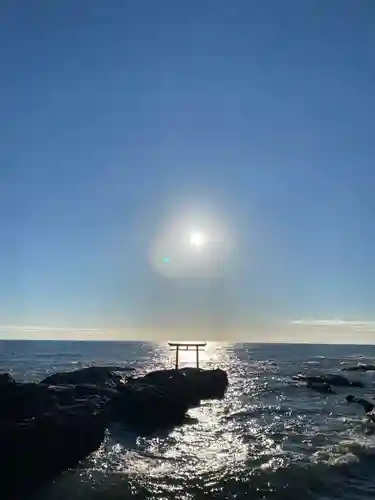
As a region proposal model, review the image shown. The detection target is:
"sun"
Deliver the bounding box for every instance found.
[189,231,206,248]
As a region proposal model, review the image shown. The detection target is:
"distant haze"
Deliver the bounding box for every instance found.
[1,320,375,344]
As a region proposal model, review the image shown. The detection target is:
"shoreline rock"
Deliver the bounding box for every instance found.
[0,365,229,497]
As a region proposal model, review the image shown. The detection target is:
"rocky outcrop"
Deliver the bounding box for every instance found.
[112,382,190,431]
[38,366,229,431]
[0,365,229,497]
[293,373,364,388]
[133,367,228,405]
[113,368,229,431]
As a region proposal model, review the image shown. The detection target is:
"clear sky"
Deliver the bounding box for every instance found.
[1,0,374,342]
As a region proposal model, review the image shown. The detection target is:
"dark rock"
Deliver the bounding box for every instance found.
[326,374,364,388]
[293,373,364,388]
[1,407,105,498]
[135,367,228,404]
[346,394,374,413]
[135,370,201,407]
[0,382,57,422]
[40,366,133,388]
[112,383,190,432]
[306,380,336,394]
[0,365,229,495]
[0,372,16,385]
[180,367,229,399]
[0,381,113,424]
[0,381,108,498]
[342,364,375,372]
[111,368,228,432]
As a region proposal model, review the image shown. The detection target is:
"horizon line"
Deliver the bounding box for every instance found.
[1,338,375,346]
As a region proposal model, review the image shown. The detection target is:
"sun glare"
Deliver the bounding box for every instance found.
[189,231,206,248]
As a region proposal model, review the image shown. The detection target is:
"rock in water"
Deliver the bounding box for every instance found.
[293,373,364,388]
[0,365,229,495]
[342,363,375,372]
[112,383,190,432]
[135,368,228,401]
[112,368,228,432]
[180,367,229,399]
[324,374,364,388]
[306,380,336,394]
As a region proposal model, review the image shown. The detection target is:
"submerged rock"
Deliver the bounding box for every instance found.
[342,363,375,372]
[306,380,336,394]
[293,373,364,388]
[346,394,374,413]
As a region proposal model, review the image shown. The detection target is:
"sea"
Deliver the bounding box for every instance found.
[1,340,375,500]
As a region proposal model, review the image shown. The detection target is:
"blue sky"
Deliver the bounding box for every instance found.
[0,0,374,341]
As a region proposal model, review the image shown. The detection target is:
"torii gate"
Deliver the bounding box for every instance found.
[168,341,207,369]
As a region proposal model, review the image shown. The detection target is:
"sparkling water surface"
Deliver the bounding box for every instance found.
[1,340,375,500]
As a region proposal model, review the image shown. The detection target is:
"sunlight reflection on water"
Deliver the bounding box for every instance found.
[18,341,375,500]
[156,340,234,369]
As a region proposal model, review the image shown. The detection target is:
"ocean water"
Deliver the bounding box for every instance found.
[2,341,375,500]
